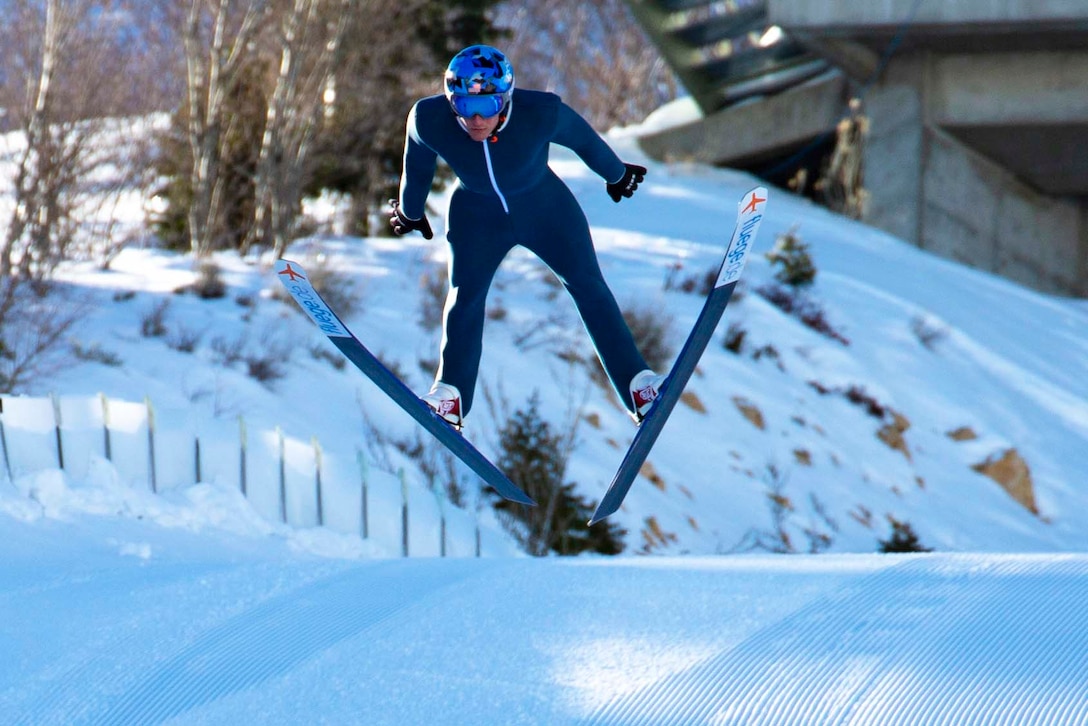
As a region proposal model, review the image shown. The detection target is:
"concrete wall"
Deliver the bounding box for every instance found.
[930,52,1088,127]
[632,0,1088,296]
[862,55,1088,296]
[861,60,926,246]
[637,73,846,166]
[769,0,1088,29]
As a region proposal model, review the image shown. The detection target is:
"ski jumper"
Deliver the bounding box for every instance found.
[398,88,649,416]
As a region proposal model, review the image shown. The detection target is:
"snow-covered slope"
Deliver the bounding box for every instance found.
[3,116,1088,724]
[4,131,1081,556]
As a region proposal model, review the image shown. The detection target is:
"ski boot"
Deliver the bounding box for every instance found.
[629,369,667,423]
[423,382,464,430]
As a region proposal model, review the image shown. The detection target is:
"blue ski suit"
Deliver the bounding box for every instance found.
[397,88,649,415]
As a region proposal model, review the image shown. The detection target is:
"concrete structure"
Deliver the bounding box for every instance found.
[630,0,1088,296]
[623,0,829,115]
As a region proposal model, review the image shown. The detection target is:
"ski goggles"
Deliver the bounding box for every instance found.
[448,93,506,119]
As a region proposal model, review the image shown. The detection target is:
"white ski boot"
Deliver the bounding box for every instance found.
[629,369,667,423]
[422,381,464,430]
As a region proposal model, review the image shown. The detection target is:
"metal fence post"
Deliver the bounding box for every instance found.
[357,448,369,540]
[434,486,447,557]
[0,404,11,483]
[194,436,202,484]
[99,393,112,461]
[313,437,324,528]
[51,393,64,470]
[476,506,482,558]
[238,416,247,496]
[145,396,157,493]
[277,426,287,524]
[399,468,409,557]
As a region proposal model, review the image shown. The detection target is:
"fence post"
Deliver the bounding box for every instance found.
[277,426,287,524]
[51,393,64,470]
[145,396,157,493]
[194,436,202,484]
[0,405,11,483]
[238,416,247,496]
[434,486,447,557]
[357,448,369,540]
[399,468,409,557]
[313,436,324,528]
[99,393,112,461]
[476,506,482,558]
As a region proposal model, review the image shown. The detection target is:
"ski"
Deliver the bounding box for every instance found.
[589,186,768,525]
[275,259,535,506]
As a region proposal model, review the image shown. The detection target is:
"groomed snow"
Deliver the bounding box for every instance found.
[2,119,1088,723]
[3,516,1086,725]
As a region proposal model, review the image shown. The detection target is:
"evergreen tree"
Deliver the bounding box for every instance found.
[305,0,507,235]
[494,392,625,556]
[765,225,817,288]
[879,517,932,553]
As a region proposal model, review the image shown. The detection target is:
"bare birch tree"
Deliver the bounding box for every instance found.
[247,0,352,257]
[496,0,678,130]
[183,0,270,257]
[0,0,145,391]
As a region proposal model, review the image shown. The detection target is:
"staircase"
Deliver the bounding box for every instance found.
[624,0,829,113]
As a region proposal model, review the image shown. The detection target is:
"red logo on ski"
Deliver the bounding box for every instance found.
[742,191,767,214]
[278,263,306,282]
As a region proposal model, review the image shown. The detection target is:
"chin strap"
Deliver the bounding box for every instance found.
[488,114,507,143]
[496,99,512,134]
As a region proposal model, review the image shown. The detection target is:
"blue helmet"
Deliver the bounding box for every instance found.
[443,45,514,119]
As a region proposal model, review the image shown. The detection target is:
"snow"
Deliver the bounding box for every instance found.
[2,120,1088,723]
[4,527,1087,723]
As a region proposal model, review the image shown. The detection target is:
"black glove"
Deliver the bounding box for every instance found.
[606,163,647,203]
[388,199,434,240]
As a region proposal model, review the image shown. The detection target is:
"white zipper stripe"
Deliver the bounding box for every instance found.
[482,141,509,214]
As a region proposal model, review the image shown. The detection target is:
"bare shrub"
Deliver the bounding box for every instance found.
[245,349,289,386]
[487,299,508,321]
[71,341,123,367]
[0,282,84,392]
[140,300,171,338]
[418,264,447,332]
[583,303,674,392]
[808,381,887,419]
[512,310,573,352]
[663,263,716,296]
[0,1,181,393]
[213,328,293,387]
[756,284,850,345]
[624,304,675,373]
[733,464,796,554]
[310,345,346,371]
[723,322,747,354]
[192,261,228,300]
[168,325,204,353]
[729,465,836,554]
[210,333,247,367]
